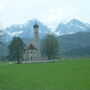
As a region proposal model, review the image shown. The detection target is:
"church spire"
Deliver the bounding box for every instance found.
[33,20,41,60]
[34,20,39,28]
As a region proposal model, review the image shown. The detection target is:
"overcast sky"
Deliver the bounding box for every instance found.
[0,0,90,28]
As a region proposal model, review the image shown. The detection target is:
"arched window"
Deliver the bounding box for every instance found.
[31,57,32,60]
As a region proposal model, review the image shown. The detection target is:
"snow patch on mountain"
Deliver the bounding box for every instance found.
[8,31,23,37]
[2,18,90,42]
[4,19,52,41]
[56,19,90,35]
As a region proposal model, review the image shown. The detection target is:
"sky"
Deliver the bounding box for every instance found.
[0,0,90,28]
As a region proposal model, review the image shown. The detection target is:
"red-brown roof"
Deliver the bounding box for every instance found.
[25,43,37,50]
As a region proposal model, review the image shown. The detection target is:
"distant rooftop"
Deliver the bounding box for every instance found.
[25,43,37,50]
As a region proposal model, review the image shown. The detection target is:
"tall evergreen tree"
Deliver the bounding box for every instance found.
[8,37,25,64]
[43,34,59,60]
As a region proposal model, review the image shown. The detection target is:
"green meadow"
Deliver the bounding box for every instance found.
[0,58,90,90]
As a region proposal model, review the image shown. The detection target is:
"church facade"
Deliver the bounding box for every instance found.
[23,23,41,61]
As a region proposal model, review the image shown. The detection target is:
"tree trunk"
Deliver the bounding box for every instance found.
[17,55,20,64]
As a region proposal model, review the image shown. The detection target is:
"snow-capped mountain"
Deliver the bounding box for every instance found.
[4,19,52,42]
[55,19,90,35]
[3,19,90,42]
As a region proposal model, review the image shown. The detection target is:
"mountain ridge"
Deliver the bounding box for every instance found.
[56,19,90,35]
[3,18,90,42]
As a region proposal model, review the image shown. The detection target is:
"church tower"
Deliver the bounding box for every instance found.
[34,23,41,60]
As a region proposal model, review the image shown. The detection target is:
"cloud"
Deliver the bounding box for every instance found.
[39,6,77,29]
[40,8,64,24]
[0,0,90,28]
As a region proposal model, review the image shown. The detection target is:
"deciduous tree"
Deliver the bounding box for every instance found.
[43,34,59,60]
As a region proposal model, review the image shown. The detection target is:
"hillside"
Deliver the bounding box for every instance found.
[60,32,90,57]
[60,32,90,53]
[1,32,90,59]
[61,46,90,58]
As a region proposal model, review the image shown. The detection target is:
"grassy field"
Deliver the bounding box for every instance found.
[0,58,90,90]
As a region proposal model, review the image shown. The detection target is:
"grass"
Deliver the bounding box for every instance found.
[0,62,9,65]
[0,58,90,90]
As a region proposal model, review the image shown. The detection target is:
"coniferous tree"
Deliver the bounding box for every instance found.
[8,37,25,64]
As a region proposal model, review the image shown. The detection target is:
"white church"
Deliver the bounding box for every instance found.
[23,23,41,61]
